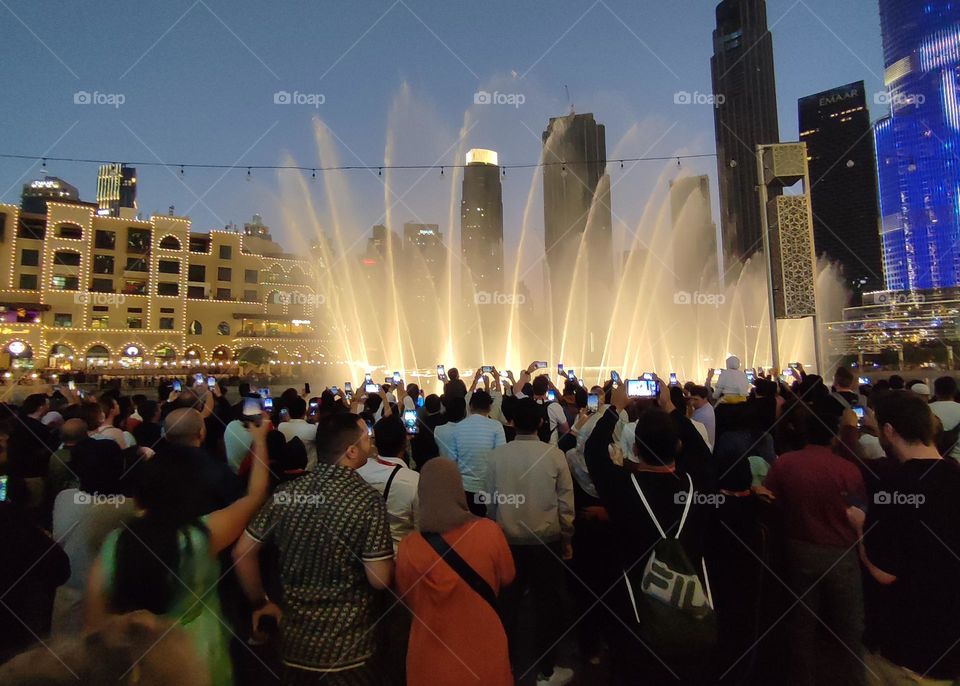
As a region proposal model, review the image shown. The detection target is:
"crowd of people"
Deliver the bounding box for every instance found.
[0,357,958,686]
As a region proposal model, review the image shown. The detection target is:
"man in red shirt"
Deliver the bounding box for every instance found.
[764,402,867,686]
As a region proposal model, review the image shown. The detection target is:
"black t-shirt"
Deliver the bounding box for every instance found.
[864,458,960,678]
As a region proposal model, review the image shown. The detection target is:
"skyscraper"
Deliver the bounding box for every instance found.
[20,176,81,214]
[669,175,718,290]
[403,222,445,285]
[96,163,137,217]
[711,0,781,263]
[875,0,960,291]
[542,112,612,353]
[799,81,883,299]
[542,113,612,284]
[460,148,504,299]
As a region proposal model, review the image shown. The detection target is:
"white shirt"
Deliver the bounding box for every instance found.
[715,368,751,398]
[620,419,639,463]
[858,433,886,460]
[278,418,318,470]
[356,455,419,551]
[690,418,713,452]
[518,398,568,445]
[92,424,130,449]
[930,400,960,460]
[465,388,505,424]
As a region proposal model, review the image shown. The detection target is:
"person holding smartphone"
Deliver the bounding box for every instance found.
[522,375,570,445]
[443,368,468,402]
[86,410,272,686]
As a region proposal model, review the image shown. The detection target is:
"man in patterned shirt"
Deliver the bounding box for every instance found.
[234,413,394,685]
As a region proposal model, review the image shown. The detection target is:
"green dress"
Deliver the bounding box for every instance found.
[100,517,233,685]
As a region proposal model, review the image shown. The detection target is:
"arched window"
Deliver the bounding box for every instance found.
[217,321,230,336]
[159,235,182,250]
[49,344,74,359]
[188,320,203,335]
[211,346,231,360]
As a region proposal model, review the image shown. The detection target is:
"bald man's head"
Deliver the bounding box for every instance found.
[162,408,205,447]
[61,418,89,446]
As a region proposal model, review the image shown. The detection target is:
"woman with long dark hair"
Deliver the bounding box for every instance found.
[85,411,272,686]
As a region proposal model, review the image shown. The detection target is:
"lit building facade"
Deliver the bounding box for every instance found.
[96,164,138,218]
[875,0,960,290]
[0,202,326,370]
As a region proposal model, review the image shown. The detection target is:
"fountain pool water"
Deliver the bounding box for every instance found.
[270,113,847,390]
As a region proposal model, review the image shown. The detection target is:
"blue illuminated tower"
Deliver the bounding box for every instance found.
[875,0,960,290]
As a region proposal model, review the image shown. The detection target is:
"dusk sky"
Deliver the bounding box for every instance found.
[1,0,885,258]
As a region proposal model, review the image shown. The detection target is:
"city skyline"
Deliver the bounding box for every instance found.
[0,0,885,255]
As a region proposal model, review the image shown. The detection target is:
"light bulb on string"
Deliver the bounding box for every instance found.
[311,169,316,180]
[378,167,382,176]
[180,165,185,177]
[440,166,444,177]
[620,160,624,169]
[41,158,46,172]
[246,167,251,182]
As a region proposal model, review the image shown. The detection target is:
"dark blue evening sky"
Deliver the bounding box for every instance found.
[0,0,884,254]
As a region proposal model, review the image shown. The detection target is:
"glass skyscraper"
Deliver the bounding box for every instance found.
[799,81,883,300]
[711,0,780,265]
[460,148,504,298]
[875,0,960,290]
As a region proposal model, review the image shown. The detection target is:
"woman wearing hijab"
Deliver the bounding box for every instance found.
[396,458,515,685]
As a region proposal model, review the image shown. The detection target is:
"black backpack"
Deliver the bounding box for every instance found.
[537,400,555,443]
[623,472,717,659]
